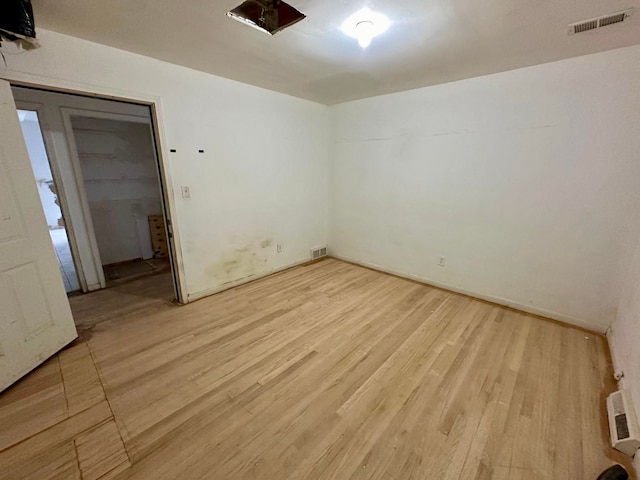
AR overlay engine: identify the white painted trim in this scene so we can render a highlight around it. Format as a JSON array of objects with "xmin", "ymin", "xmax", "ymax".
[
  {"xmin": 0, "ymin": 69, "xmax": 188, "ymax": 304},
  {"xmin": 0, "ymin": 69, "xmax": 162, "ymax": 108},
  {"xmin": 14, "ymin": 100, "xmax": 42, "ymax": 111},
  {"xmin": 59, "ymin": 108, "xmax": 107, "ymax": 289},
  {"xmin": 331, "ymin": 253, "xmax": 607, "ymax": 333},
  {"xmin": 606, "ymin": 326, "xmax": 626, "ymax": 389},
  {"xmin": 62, "ymin": 108, "xmax": 151, "ymax": 124},
  {"xmin": 187, "ymin": 257, "xmax": 312, "ymax": 302},
  {"xmin": 145, "ymin": 102, "xmax": 184, "ymax": 303}
]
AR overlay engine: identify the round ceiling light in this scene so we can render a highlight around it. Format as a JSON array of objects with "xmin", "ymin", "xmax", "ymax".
[{"xmin": 341, "ymin": 8, "xmax": 390, "ymax": 49}]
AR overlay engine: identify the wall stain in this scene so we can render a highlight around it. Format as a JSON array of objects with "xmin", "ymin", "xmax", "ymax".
[{"xmin": 205, "ymin": 239, "xmax": 273, "ymax": 284}]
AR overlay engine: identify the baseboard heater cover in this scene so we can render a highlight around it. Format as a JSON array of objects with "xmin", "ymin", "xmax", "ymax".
[{"xmin": 607, "ymin": 390, "xmax": 640, "ymax": 456}]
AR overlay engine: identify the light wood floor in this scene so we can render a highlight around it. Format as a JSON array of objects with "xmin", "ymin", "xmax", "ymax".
[{"xmin": 0, "ymin": 258, "xmax": 632, "ymax": 479}]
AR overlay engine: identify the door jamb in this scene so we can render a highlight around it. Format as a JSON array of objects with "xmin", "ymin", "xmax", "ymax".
[
  {"xmin": 14, "ymin": 100, "xmax": 90, "ymax": 292},
  {"xmin": 60, "ymin": 108, "xmax": 156, "ymax": 290}
]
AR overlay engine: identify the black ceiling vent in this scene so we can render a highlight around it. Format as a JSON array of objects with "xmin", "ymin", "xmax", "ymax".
[{"xmin": 226, "ymin": 0, "xmax": 306, "ymax": 35}]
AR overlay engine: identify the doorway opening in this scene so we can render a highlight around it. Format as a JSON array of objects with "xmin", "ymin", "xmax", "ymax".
[
  {"xmin": 69, "ymin": 114, "xmax": 171, "ymax": 287},
  {"xmin": 12, "ymin": 86, "xmax": 180, "ymax": 305},
  {"xmin": 17, "ymin": 109, "xmax": 80, "ymax": 293}
]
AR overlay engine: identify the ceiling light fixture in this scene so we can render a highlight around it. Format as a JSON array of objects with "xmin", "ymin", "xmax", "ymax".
[{"xmin": 341, "ymin": 8, "xmax": 390, "ymax": 48}]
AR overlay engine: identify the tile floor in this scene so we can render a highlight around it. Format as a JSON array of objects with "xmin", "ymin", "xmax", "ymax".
[{"xmin": 49, "ymin": 228, "xmax": 79, "ymax": 293}]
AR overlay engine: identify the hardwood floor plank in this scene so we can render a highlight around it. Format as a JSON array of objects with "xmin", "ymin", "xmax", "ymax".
[
  {"xmin": 0, "ymin": 258, "xmax": 630, "ymax": 479},
  {"xmin": 0, "ymin": 441, "xmax": 80, "ymax": 480},
  {"xmin": 0, "ymin": 401, "xmax": 112, "ymax": 476},
  {"xmin": 0, "ymin": 357, "xmax": 68, "ymax": 451},
  {"xmin": 59, "ymin": 342, "xmax": 106, "ymax": 416},
  {"xmin": 75, "ymin": 420, "xmax": 130, "ymax": 480}
]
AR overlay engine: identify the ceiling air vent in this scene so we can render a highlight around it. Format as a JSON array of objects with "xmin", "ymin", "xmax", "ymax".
[
  {"xmin": 599, "ymin": 12, "xmax": 628, "ymax": 27},
  {"xmin": 227, "ymin": 0, "xmax": 305, "ymax": 35},
  {"xmin": 569, "ymin": 9, "xmax": 634, "ymax": 35}
]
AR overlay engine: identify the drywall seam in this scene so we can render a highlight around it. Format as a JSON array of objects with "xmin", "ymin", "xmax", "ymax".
[
  {"xmin": 331, "ymin": 253, "xmax": 606, "ymax": 333},
  {"xmin": 186, "ymin": 256, "xmax": 312, "ymax": 302}
]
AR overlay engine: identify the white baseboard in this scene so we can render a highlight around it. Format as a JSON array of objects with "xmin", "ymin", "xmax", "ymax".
[
  {"xmin": 186, "ymin": 257, "xmax": 311, "ymax": 303},
  {"xmin": 331, "ymin": 253, "xmax": 607, "ymax": 333}
]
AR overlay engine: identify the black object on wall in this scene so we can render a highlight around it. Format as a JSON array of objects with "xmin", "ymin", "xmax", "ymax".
[{"xmin": 0, "ymin": 0, "xmax": 37, "ymax": 47}]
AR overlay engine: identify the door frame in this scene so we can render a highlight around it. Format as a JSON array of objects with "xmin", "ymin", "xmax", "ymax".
[
  {"xmin": 14, "ymin": 101, "xmax": 90, "ymax": 292},
  {"xmin": 0, "ymin": 70, "xmax": 187, "ymax": 304},
  {"xmin": 61, "ymin": 108, "xmax": 160, "ymax": 290}
]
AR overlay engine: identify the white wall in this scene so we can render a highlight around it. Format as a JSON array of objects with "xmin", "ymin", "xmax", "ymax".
[
  {"xmin": 329, "ymin": 45, "xmax": 640, "ymax": 332},
  {"xmin": 72, "ymin": 116, "xmax": 162, "ymax": 265},
  {"xmin": 1, "ymin": 29, "xmax": 329, "ymax": 302},
  {"xmin": 4, "ymin": 29, "xmax": 640, "ymax": 331}
]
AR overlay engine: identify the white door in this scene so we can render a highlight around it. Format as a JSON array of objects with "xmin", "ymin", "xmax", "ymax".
[{"xmin": 0, "ymin": 80, "xmax": 77, "ymax": 392}]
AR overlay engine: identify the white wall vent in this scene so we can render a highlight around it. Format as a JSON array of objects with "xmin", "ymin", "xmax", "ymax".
[
  {"xmin": 310, "ymin": 246, "xmax": 327, "ymax": 260},
  {"xmin": 607, "ymin": 390, "xmax": 640, "ymax": 456},
  {"xmin": 569, "ymin": 9, "xmax": 634, "ymax": 35}
]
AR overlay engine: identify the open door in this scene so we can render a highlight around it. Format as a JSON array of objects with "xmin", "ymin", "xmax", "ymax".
[{"xmin": 0, "ymin": 80, "xmax": 77, "ymax": 392}]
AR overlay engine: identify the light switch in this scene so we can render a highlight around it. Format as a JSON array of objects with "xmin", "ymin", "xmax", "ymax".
[{"xmin": 181, "ymin": 186, "xmax": 191, "ymax": 198}]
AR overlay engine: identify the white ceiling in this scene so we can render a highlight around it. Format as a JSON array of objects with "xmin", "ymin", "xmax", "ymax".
[{"xmin": 33, "ymin": 0, "xmax": 640, "ymax": 105}]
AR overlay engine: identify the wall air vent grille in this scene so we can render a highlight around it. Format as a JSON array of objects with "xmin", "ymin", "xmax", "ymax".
[
  {"xmin": 599, "ymin": 13, "xmax": 628, "ymax": 27},
  {"xmin": 568, "ymin": 9, "xmax": 633, "ymax": 35},
  {"xmin": 573, "ymin": 20, "xmax": 598, "ymax": 34},
  {"xmin": 311, "ymin": 246, "xmax": 328, "ymax": 260}
]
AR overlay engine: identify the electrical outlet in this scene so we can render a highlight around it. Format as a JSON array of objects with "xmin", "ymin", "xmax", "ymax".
[
  {"xmin": 438, "ymin": 256, "xmax": 446, "ymax": 267},
  {"xmin": 181, "ymin": 185, "xmax": 191, "ymax": 198},
  {"xmin": 277, "ymin": 243, "xmax": 283, "ymax": 253}
]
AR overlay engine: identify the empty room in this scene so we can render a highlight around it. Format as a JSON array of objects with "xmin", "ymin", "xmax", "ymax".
[{"xmin": 0, "ymin": 1, "xmax": 639, "ymax": 479}]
